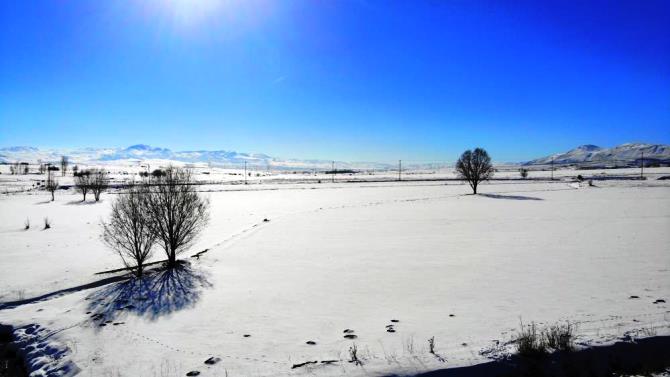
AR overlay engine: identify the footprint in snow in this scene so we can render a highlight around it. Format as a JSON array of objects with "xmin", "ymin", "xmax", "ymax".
[
  {"xmin": 204, "ymin": 356, "xmax": 221, "ymax": 365},
  {"xmin": 344, "ymin": 334, "xmax": 357, "ymax": 339},
  {"xmin": 186, "ymin": 371, "xmax": 200, "ymax": 376}
]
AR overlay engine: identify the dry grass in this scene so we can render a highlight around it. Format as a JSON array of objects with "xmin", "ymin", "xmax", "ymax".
[{"xmin": 516, "ymin": 320, "xmax": 577, "ymax": 357}]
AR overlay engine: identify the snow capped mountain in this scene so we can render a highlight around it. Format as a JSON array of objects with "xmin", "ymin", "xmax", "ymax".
[
  {"xmin": 525, "ymin": 143, "xmax": 670, "ymax": 166},
  {"xmin": 0, "ymin": 145, "xmax": 392, "ymax": 170}
]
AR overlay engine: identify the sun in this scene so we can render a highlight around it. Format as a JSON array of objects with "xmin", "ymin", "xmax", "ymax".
[{"xmin": 147, "ymin": 0, "xmax": 230, "ymax": 30}]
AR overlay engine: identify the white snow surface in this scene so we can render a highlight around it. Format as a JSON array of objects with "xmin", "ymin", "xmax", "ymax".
[{"xmin": 0, "ymin": 172, "xmax": 669, "ymax": 377}]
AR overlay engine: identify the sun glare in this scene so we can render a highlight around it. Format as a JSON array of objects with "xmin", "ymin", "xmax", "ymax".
[{"xmin": 149, "ymin": 0, "xmax": 229, "ymax": 29}]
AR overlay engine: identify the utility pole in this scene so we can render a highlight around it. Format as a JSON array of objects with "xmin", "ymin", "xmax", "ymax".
[
  {"xmin": 640, "ymin": 151, "xmax": 644, "ymax": 179},
  {"xmin": 332, "ymin": 161, "xmax": 335, "ymax": 183},
  {"xmin": 398, "ymin": 160, "xmax": 402, "ymax": 181},
  {"xmin": 244, "ymin": 161, "xmax": 247, "ymax": 184},
  {"xmin": 550, "ymin": 158, "xmax": 554, "ymax": 181}
]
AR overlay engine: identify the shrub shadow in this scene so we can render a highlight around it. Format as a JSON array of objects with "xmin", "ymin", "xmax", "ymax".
[
  {"xmin": 85, "ymin": 261, "xmax": 211, "ymax": 325},
  {"xmin": 480, "ymin": 193, "xmax": 543, "ymax": 201},
  {"xmin": 397, "ymin": 336, "xmax": 670, "ymax": 377}
]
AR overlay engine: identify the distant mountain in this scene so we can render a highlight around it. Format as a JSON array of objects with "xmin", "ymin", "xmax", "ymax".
[
  {"xmin": 0, "ymin": 145, "xmax": 392, "ymax": 170},
  {"xmin": 525, "ymin": 143, "xmax": 670, "ymax": 166}
]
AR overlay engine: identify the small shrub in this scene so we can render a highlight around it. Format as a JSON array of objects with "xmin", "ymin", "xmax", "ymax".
[
  {"xmin": 43, "ymin": 217, "xmax": 51, "ymax": 230},
  {"xmin": 404, "ymin": 336, "xmax": 416, "ymax": 355},
  {"xmin": 545, "ymin": 322, "xmax": 575, "ymax": 352},
  {"xmin": 24, "ymin": 218, "xmax": 30, "ymax": 230},
  {"xmin": 640, "ymin": 326, "xmax": 657, "ymax": 337},
  {"xmin": 348, "ymin": 343, "xmax": 362, "ymax": 365},
  {"xmin": 519, "ymin": 168, "xmax": 529, "ymax": 179},
  {"xmin": 516, "ymin": 321, "xmax": 547, "ymax": 357}
]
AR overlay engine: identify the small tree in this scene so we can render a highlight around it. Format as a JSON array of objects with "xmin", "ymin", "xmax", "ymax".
[
  {"xmin": 519, "ymin": 168, "xmax": 529, "ymax": 179},
  {"xmin": 74, "ymin": 170, "xmax": 92, "ymax": 201},
  {"xmin": 151, "ymin": 169, "xmax": 165, "ymax": 178},
  {"xmin": 90, "ymin": 169, "xmax": 109, "ymax": 202},
  {"xmin": 455, "ymin": 148, "xmax": 494, "ymax": 194},
  {"xmin": 102, "ymin": 183, "xmax": 155, "ymax": 276},
  {"xmin": 143, "ymin": 167, "xmax": 209, "ymax": 267},
  {"xmin": 60, "ymin": 156, "xmax": 69, "ymax": 176},
  {"xmin": 45, "ymin": 172, "xmax": 59, "ymax": 201}
]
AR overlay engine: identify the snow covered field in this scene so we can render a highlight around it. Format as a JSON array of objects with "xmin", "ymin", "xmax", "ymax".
[{"xmin": 1, "ymin": 171, "xmax": 669, "ymax": 376}]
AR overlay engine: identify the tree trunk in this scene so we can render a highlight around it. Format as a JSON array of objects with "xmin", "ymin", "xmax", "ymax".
[
  {"xmin": 51, "ymin": 191, "xmax": 55, "ymax": 201},
  {"xmin": 167, "ymin": 253, "xmax": 177, "ymax": 267}
]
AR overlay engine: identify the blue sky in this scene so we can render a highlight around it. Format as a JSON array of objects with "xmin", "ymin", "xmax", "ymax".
[{"xmin": 1, "ymin": 0, "xmax": 668, "ymax": 162}]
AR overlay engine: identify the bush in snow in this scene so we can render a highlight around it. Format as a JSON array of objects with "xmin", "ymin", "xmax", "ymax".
[
  {"xmin": 515, "ymin": 321, "xmax": 577, "ymax": 357},
  {"xmin": 519, "ymin": 168, "xmax": 529, "ymax": 179},
  {"xmin": 348, "ymin": 343, "xmax": 362, "ymax": 365},
  {"xmin": 516, "ymin": 321, "xmax": 547, "ymax": 357},
  {"xmin": 545, "ymin": 322, "xmax": 575, "ymax": 352},
  {"xmin": 43, "ymin": 217, "xmax": 51, "ymax": 230},
  {"xmin": 102, "ymin": 183, "xmax": 155, "ymax": 277}
]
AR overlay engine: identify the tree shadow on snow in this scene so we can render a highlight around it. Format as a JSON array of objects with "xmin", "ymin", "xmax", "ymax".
[
  {"xmin": 65, "ymin": 199, "xmax": 100, "ymax": 205},
  {"xmin": 479, "ymin": 193, "xmax": 543, "ymax": 201},
  {"xmin": 85, "ymin": 261, "xmax": 211, "ymax": 325}
]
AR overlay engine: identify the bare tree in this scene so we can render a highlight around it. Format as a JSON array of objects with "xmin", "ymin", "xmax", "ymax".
[
  {"xmin": 143, "ymin": 167, "xmax": 209, "ymax": 267},
  {"xmin": 60, "ymin": 156, "xmax": 69, "ymax": 176},
  {"xmin": 90, "ymin": 169, "xmax": 109, "ymax": 202},
  {"xmin": 102, "ymin": 183, "xmax": 155, "ymax": 276},
  {"xmin": 74, "ymin": 170, "xmax": 92, "ymax": 201},
  {"xmin": 455, "ymin": 148, "xmax": 494, "ymax": 194},
  {"xmin": 45, "ymin": 171, "xmax": 59, "ymax": 201}
]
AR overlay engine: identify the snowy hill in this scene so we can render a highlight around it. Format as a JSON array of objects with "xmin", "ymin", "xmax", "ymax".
[
  {"xmin": 0, "ymin": 145, "xmax": 391, "ymax": 170},
  {"xmin": 525, "ymin": 143, "xmax": 670, "ymax": 166}
]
